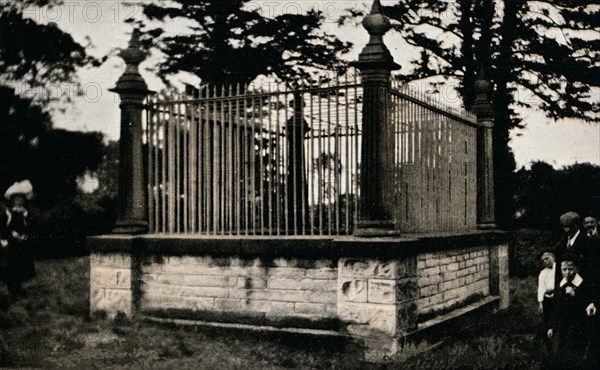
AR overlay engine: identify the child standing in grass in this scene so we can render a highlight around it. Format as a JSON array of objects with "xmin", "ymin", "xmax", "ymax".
[
  {"xmin": 547, "ymin": 254, "xmax": 594, "ymax": 369},
  {"xmin": 538, "ymin": 251, "xmax": 556, "ymax": 354}
]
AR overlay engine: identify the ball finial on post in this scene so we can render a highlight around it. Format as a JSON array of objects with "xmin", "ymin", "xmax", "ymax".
[
  {"xmin": 352, "ymin": 0, "xmax": 400, "ymax": 70},
  {"xmin": 110, "ymin": 28, "xmax": 154, "ymax": 234},
  {"xmin": 352, "ymin": 1, "xmax": 401, "ymax": 236}
]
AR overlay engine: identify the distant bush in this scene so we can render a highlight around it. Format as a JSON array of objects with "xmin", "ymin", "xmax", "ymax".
[
  {"xmin": 514, "ymin": 162, "xmax": 600, "ymax": 229},
  {"xmin": 509, "ymin": 229, "xmax": 563, "ymax": 277},
  {"xmin": 24, "ymin": 141, "xmax": 118, "ymax": 258}
]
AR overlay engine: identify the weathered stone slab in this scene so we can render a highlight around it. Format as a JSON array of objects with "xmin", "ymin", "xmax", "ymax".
[
  {"xmin": 236, "ymin": 277, "xmax": 267, "ymax": 289},
  {"xmin": 104, "ymin": 289, "xmax": 132, "ymax": 317},
  {"xmin": 338, "ymin": 302, "xmax": 398, "ymax": 335},
  {"xmin": 417, "ymin": 275, "xmax": 442, "ymax": 287},
  {"xmin": 240, "ymin": 299, "xmax": 270, "ymax": 312},
  {"xmin": 90, "ymin": 253, "xmax": 131, "ymax": 268},
  {"xmin": 90, "ymin": 286, "xmax": 106, "ymax": 311},
  {"xmin": 214, "ymin": 298, "xmax": 242, "ymax": 311},
  {"xmin": 266, "ymin": 267, "xmax": 307, "ymax": 278},
  {"xmin": 338, "ymin": 279, "xmax": 368, "ymax": 303},
  {"xmin": 142, "ymin": 294, "xmax": 214, "ymax": 310},
  {"xmin": 368, "ymin": 280, "xmax": 396, "ymax": 304},
  {"xmin": 270, "ymin": 301, "xmax": 295, "ymax": 314},
  {"xmin": 91, "ymin": 267, "xmax": 131, "ymax": 289},
  {"xmin": 339, "ymin": 258, "xmax": 374, "ymax": 278},
  {"xmin": 266, "ymin": 278, "xmax": 336, "ymax": 292},
  {"xmin": 143, "ymin": 282, "xmax": 230, "ymax": 298},
  {"xmin": 421, "ymin": 266, "xmax": 440, "ymax": 277},
  {"xmin": 228, "ymin": 288, "xmax": 336, "ymax": 304},
  {"xmin": 295, "ymin": 302, "xmax": 326, "ymax": 315},
  {"xmin": 305, "ymin": 268, "xmax": 337, "ymax": 279}
]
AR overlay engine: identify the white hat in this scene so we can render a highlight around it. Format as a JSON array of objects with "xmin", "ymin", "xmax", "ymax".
[{"xmin": 4, "ymin": 180, "xmax": 34, "ymax": 200}]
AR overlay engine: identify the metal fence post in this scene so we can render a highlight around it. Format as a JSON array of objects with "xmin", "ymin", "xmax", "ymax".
[
  {"xmin": 110, "ymin": 29, "xmax": 153, "ymax": 234},
  {"xmin": 473, "ymin": 70, "xmax": 497, "ymax": 229},
  {"xmin": 351, "ymin": 0, "xmax": 400, "ymax": 236}
]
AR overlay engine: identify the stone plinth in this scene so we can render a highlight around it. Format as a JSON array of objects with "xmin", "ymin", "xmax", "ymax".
[
  {"xmin": 338, "ymin": 258, "xmax": 418, "ymax": 336},
  {"xmin": 141, "ymin": 256, "xmax": 337, "ymax": 322},
  {"xmin": 88, "ymin": 231, "xmax": 510, "ymax": 361},
  {"xmin": 90, "ymin": 253, "xmax": 133, "ymax": 318},
  {"xmin": 416, "ymin": 247, "xmax": 490, "ymax": 319}
]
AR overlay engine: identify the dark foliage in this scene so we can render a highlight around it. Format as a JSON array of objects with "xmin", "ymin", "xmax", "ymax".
[
  {"xmin": 138, "ymin": 0, "xmax": 351, "ymax": 88},
  {"xmin": 0, "ymin": 90, "xmax": 105, "ymax": 200},
  {"xmin": 0, "ymin": 88, "xmax": 109, "ymax": 250},
  {"xmin": 0, "ymin": 0, "xmax": 95, "ymax": 89},
  {"xmin": 1, "ymin": 1, "xmax": 110, "ymax": 250},
  {"xmin": 351, "ymin": 0, "xmax": 599, "ymax": 227},
  {"xmin": 513, "ymin": 161, "xmax": 600, "ymax": 229},
  {"xmin": 0, "ymin": 87, "xmax": 52, "ymax": 193},
  {"xmin": 509, "ymin": 229, "xmax": 563, "ymax": 277},
  {"xmin": 31, "ymin": 129, "xmax": 104, "ymax": 204}
]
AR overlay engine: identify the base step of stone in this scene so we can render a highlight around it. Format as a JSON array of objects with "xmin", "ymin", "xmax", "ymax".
[
  {"xmin": 385, "ymin": 295, "xmax": 500, "ymax": 363},
  {"xmin": 418, "ymin": 295, "xmax": 499, "ymax": 330},
  {"xmin": 141, "ymin": 314, "xmax": 348, "ymax": 339}
]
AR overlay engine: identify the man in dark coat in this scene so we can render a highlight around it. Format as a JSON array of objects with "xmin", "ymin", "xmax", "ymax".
[{"xmin": 554, "ymin": 212, "xmax": 589, "ymax": 291}]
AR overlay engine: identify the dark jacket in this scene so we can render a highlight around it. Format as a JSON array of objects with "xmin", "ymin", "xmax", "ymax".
[
  {"xmin": 549, "ymin": 274, "xmax": 594, "ymax": 369},
  {"xmin": 0, "ymin": 203, "xmax": 35, "ymax": 285},
  {"xmin": 554, "ymin": 231, "xmax": 590, "ymax": 291}
]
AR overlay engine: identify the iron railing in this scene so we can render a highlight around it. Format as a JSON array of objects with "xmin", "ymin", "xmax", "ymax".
[
  {"xmin": 145, "ymin": 75, "xmax": 362, "ymax": 235},
  {"xmin": 144, "ymin": 74, "xmax": 478, "ymax": 235},
  {"xmin": 389, "ymin": 83, "xmax": 478, "ymax": 233}
]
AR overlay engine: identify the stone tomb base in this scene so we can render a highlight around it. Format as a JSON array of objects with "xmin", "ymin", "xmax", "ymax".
[{"xmin": 88, "ymin": 231, "xmax": 509, "ymax": 361}]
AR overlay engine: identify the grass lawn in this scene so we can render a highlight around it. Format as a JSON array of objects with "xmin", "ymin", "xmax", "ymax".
[{"xmin": 1, "ymin": 249, "xmax": 546, "ymax": 369}]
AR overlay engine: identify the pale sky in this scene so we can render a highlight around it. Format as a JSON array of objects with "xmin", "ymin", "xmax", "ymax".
[{"xmin": 17, "ymin": 0, "xmax": 600, "ymax": 170}]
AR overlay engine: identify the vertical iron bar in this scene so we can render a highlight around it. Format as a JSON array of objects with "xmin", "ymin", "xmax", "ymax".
[
  {"xmin": 259, "ymin": 93, "xmax": 265, "ymax": 235},
  {"xmin": 219, "ymin": 84, "xmax": 225, "ymax": 235},
  {"xmin": 308, "ymin": 91, "xmax": 314, "ymax": 235},
  {"xmin": 353, "ymin": 75, "xmax": 359, "ymax": 230},
  {"xmin": 190, "ymin": 101, "xmax": 197, "ymax": 233},
  {"xmin": 235, "ymin": 84, "xmax": 241, "ymax": 235},
  {"xmin": 275, "ymin": 88, "xmax": 282, "ymax": 235},
  {"xmin": 334, "ymin": 79, "xmax": 340, "ymax": 235},
  {"xmin": 267, "ymin": 90, "xmax": 274, "ymax": 235},
  {"xmin": 146, "ymin": 101, "xmax": 154, "ymax": 232},
  {"xmin": 317, "ymin": 82, "xmax": 323, "ymax": 235},
  {"xmin": 182, "ymin": 100, "xmax": 188, "ymax": 233},
  {"xmin": 167, "ymin": 96, "xmax": 175, "ymax": 233},
  {"xmin": 227, "ymin": 85, "xmax": 234, "ymax": 234},
  {"xmin": 211, "ymin": 85, "xmax": 218, "ymax": 234},
  {"xmin": 249, "ymin": 91, "xmax": 256, "ymax": 234},
  {"xmin": 203, "ymin": 86, "xmax": 210, "ymax": 234}
]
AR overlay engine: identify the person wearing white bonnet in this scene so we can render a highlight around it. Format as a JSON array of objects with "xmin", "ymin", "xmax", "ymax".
[
  {"xmin": 4, "ymin": 179, "xmax": 34, "ymax": 202},
  {"xmin": 1, "ymin": 179, "xmax": 36, "ymax": 298}
]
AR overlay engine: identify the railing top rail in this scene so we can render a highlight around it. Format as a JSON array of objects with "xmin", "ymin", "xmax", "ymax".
[
  {"xmin": 147, "ymin": 75, "xmax": 477, "ymax": 127},
  {"xmin": 389, "ymin": 86, "xmax": 478, "ymax": 127},
  {"xmin": 149, "ymin": 82, "xmax": 362, "ymax": 106}
]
